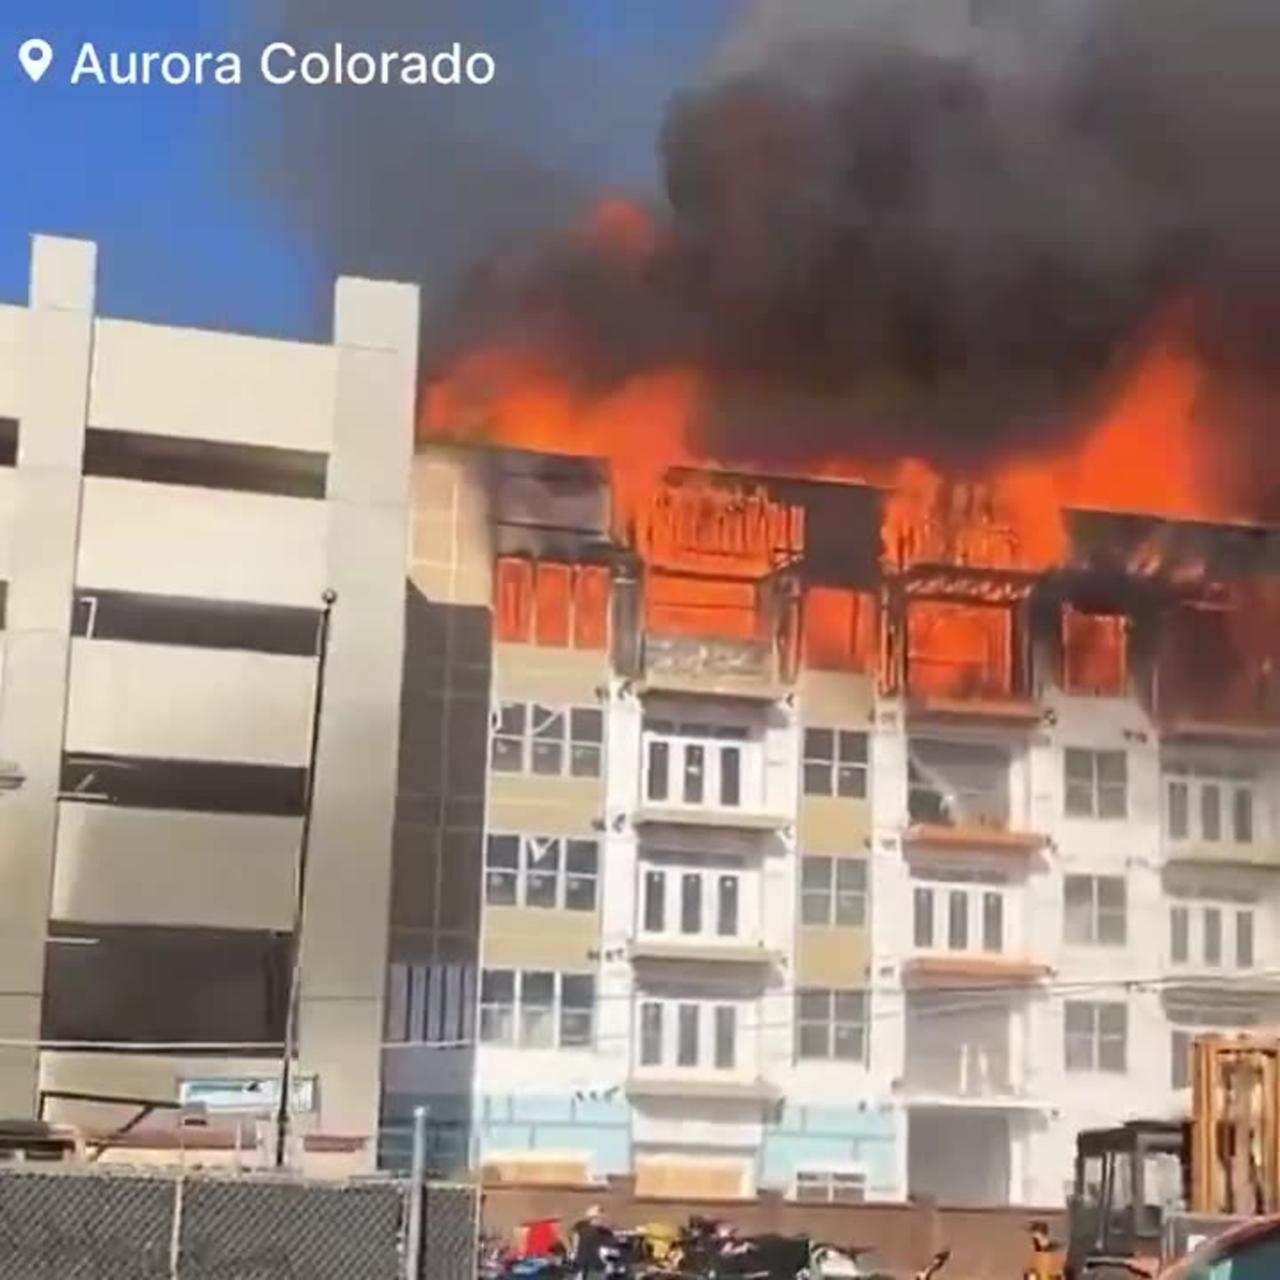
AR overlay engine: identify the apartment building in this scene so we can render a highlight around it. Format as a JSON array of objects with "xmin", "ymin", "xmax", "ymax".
[
  {"xmin": 0, "ymin": 234, "xmax": 417, "ymax": 1171},
  {"xmin": 390, "ymin": 441, "xmax": 1280, "ymax": 1207}
]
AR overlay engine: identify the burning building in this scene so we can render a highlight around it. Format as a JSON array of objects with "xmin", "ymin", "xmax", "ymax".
[{"xmin": 386, "ymin": 420, "xmax": 1280, "ymax": 1205}]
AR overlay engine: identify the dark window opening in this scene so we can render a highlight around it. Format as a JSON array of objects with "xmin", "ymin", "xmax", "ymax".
[
  {"xmin": 82, "ymin": 427, "xmax": 326, "ymax": 499},
  {"xmin": 60, "ymin": 752, "xmax": 306, "ymax": 816},
  {"xmin": 72, "ymin": 589, "xmax": 321, "ymax": 656},
  {"xmin": 0, "ymin": 419, "xmax": 17, "ymax": 467},
  {"xmin": 42, "ymin": 922, "xmax": 289, "ymax": 1050}
]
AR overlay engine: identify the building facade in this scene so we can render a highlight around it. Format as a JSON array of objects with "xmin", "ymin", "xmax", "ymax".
[
  {"xmin": 0, "ymin": 234, "xmax": 417, "ymax": 1172},
  {"xmin": 389, "ymin": 442, "xmax": 1280, "ymax": 1207}
]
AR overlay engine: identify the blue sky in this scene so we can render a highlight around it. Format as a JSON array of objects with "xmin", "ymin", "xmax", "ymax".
[{"xmin": 0, "ymin": 1, "xmax": 735, "ymax": 338}]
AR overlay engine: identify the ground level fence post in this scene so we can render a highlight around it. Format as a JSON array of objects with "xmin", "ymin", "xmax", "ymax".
[{"xmin": 404, "ymin": 1105, "xmax": 428, "ymax": 1280}]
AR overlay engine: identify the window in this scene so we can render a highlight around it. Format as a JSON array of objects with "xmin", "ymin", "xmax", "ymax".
[
  {"xmin": 680, "ymin": 874, "xmax": 703, "ymax": 934},
  {"xmin": 490, "ymin": 702, "xmax": 603, "ymax": 778},
  {"xmin": 1171, "ymin": 1030, "xmax": 1192, "ymax": 1090},
  {"xmin": 640, "ymin": 1002, "xmax": 663, "ymax": 1066},
  {"xmin": 1064, "ymin": 749, "xmax": 1128, "ymax": 818},
  {"xmin": 677, "ymin": 1004, "xmax": 699, "ymax": 1066},
  {"xmin": 1164, "ymin": 762, "xmax": 1258, "ymax": 846},
  {"xmin": 796, "ymin": 989, "xmax": 867, "ymax": 1062},
  {"xmin": 802, "ymin": 729, "xmax": 869, "ymax": 799},
  {"xmin": 912, "ymin": 871, "xmax": 1009, "ymax": 954},
  {"xmin": 384, "ymin": 962, "xmax": 476, "ymax": 1046},
  {"xmin": 1063, "ymin": 875, "xmax": 1127, "ymax": 947},
  {"xmin": 1167, "ymin": 894, "xmax": 1256, "ymax": 971},
  {"xmin": 493, "ymin": 557, "xmax": 611, "ymax": 650},
  {"xmin": 794, "ymin": 1170, "xmax": 868, "ymax": 1205},
  {"xmin": 643, "ymin": 871, "xmax": 665, "ymax": 932},
  {"xmin": 478, "ymin": 970, "xmax": 596, "ymax": 1049},
  {"xmin": 714, "ymin": 1006, "xmax": 736, "ymax": 1070},
  {"xmin": 484, "ymin": 836, "xmax": 599, "ymax": 912},
  {"xmin": 800, "ymin": 857, "xmax": 868, "ymax": 927},
  {"xmin": 638, "ymin": 862, "xmax": 747, "ymax": 941},
  {"xmin": 1064, "ymin": 1001, "xmax": 1127, "ymax": 1073},
  {"xmin": 635, "ymin": 1000, "xmax": 747, "ymax": 1073},
  {"xmin": 907, "ymin": 738, "xmax": 1010, "ymax": 829},
  {"xmin": 643, "ymin": 719, "xmax": 757, "ymax": 811},
  {"xmin": 717, "ymin": 876, "xmax": 739, "ymax": 937}
]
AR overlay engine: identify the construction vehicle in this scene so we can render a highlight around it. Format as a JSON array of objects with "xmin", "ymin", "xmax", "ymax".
[{"xmin": 1054, "ymin": 1032, "xmax": 1280, "ymax": 1279}]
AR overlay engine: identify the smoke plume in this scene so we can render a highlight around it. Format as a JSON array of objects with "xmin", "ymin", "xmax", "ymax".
[{"xmin": 239, "ymin": 0, "xmax": 1280, "ymax": 515}]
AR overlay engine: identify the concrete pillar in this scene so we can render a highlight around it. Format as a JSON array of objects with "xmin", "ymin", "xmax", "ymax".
[
  {"xmin": 0, "ymin": 237, "xmax": 95, "ymax": 1113},
  {"xmin": 297, "ymin": 274, "xmax": 417, "ymax": 1165}
]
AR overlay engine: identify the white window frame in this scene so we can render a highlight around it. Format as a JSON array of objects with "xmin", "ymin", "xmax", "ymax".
[
  {"xmin": 802, "ymin": 728, "xmax": 869, "ymax": 799},
  {"xmin": 792, "ymin": 1167, "xmax": 869, "ymax": 1205},
  {"xmin": 484, "ymin": 834, "xmax": 599, "ymax": 913},
  {"xmin": 632, "ymin": 998, "xmax": 746, "ymax": 1074},
  {"xmin": 795, "ymin": 988, "xmax": 868, "ymax": 1063},
  {"xmin": 637, "ymin": 859, "xmax": 751, "ymax": 942},
  {"xmin": 800, "ymin": 857, "xmax": 868, "ymax": 928},
  {"xmin": 1064, "ymin": 748, "xmax": 1128, "ymax": 819},
  {"xmin": 491, "ymin": 701, "xmax": 604, "ymax": 778},
  {"xmin": 1164, "ymin": 762, "xmax": 1258, "ymax": 847},
  {"xmin": 642, "ymin": 718, "xmax": 759, "ymax": 812},
  {"xmin": 1064, "ymin": 1000, "xmax": 1128, "ymax": 1074},
  {"xmin": 1169, "ymin": 898, "xmax": 1256, "ymax": 971},
  {"xmin": 910, "ymin": 870, "xmax": 1009, "ymax": 955},
  {"xmin": 1063, "ymin": 874, "xmax": 1127, "ymax": 947},
  {"xmin": 478, "ymin": 969, "xmax": 596, "ymax": 1050}
]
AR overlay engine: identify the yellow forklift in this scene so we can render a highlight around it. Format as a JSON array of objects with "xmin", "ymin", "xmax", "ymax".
[{"xmin": 1027, "ymin": 1032, "xmax": 1280, "ymax": 1279}]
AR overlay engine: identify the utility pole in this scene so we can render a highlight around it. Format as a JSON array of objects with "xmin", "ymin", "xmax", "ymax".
[{"xmin": 273, "ymin": 588, "xmax": 337, "ymax": 1170}]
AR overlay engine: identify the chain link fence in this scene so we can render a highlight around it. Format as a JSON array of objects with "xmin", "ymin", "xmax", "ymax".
[{"xmin": 0, "ymin": 1165, "xmax": 477, "ymax": 1279}]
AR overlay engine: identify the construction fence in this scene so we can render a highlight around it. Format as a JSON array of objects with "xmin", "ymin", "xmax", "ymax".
[{"xmin": 0, "ymin": 1164, "xmax": 478, "ymax": 1279}]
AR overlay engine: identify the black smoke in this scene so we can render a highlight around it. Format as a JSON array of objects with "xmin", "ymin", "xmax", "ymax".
[{"xmin": 429, "ymin": 0, "xmax": 1280, "ymax": 513}]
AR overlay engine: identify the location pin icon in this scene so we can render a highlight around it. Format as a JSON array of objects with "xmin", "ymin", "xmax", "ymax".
[{"xmin": 19, "ymin": 38, "xmax": 53, "ymax": 83}]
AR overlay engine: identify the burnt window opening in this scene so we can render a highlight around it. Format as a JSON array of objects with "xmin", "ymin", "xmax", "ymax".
[
  {"xmin": 0, "ymin": 418, "xmax": 18, "ymax": 467},
  {"xmin": 72, "ymin": 588, "xmax": 320, "ymax": 656},
  {"xmin": 82, "ymin": 428, "xmax": 327, "ymax": 499},
  {"xmin": 60, "ymin": 752, "xmax": 306, "ymax": 816},
  {"xmin": 42, "ymin": 922, "xmax": 289, "ymax": 1050}
]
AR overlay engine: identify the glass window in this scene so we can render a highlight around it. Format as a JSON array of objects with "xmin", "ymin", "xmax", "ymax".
[
  {"xmin": 714, "ymin": 1006, "xmax": 736, "ymax": 1070},
  {"xmin": 560, "ymin": 974, "xmax": 594, "ymax": 1048},
  {"xmin": 520, "ymin": 971, "xmax": 556, "ymax": 1048},
  {"xmin": 479, "ymin": 970, "xmax": 515, "ymax": 1045},
  {"xmin": 1169, "ymin": 781, "xmax": 1189, "ymax": 840},
  {"xmin": 833, "ymin": 991, "xmax": 867, "ymax": 1061},
  {"xmin": 720, "ymin": 745, "xmax": 742, "ymax": 807},
  {"xmin": 677, "ymin": 1003, "xmax": 699, "ymax": 1066},
  {"xmin": 796, "ymin": 990, "xmax": 831, "ymax": 1059},
  {"xmin": 569, "ymin": 708, "xmax": 603, "ymax": 778},
  {"xmin": 802, "ymin": 729, "xmax": 834, "ymax": 797},
  {"xmin": 1098, "ymin": 877, "xmax": 1127, "ymax": 945},
  {"xmin": 947, "ymin": 890, "xmax": 969, "ymax": 950},
  {"xmin": 982, "ymin": 892, "xmax": 1003, "ymax": 953},
  {"xmin": 1064, "ymin": 749, "xmax": 1096, "ymax": 816},
  {"xmin": 1202, "ymin": 783, "xmax": 1222, "ymax": 842},
  {"xmin": 914, "ymin": 887, "xmax": 935, "ymax": 948},
  {"xmin": 680, "ymin": 873, "xmax": 703, "ymax": 935},
  {"xmin": 1171, "ymin": 906, "xmax": 1189, "ymax": 965},
  {"xmin": 1234, "ymin": 787, "xmax": 1254, "ymax": 844},
  {"xmin": 525, "ymin": 838, "xmax": 561, "ymax": 909},
  {"xmin": 639, "ymin": 1001, "xmax": 663, "ymax": 1066},
  {"xmin": 717, "ymin": 876, "xmax": 739, "ymax": 937},
  {"xmin": 643, "ymin": 870, "xmax": 665, "ymax": 933},
  {"xmin": 1098, "ymin": 1003, "xmax": 1128, "ymax": 1072},
  {"xmin": 1064, "ymin": 874, "xmax": 1093, "ymax": 944},
  {"xmin": 530, "ymin": 705, "xmax": 565, "ymax": 776},
  {"xmin": 484, "ymin": 835, "xmax": 519, "ymax": 906},
  {"xmin": 1097, "ymin": 751, "xmax": 1128, "ymax": 818},
  {"xmin": 801, "ymin": 857, "xmax": 832, "ymax": 925},
  {"xmin": 492, "ymin": 702, "xmax": 526, "ymax": 772},
  {"xmin": 1238, "ymin": 910, "xmax": 1255, "ymax": 969},
  {"xmin": 1064, "ymin": 1001, "xmax": 1095, "ymax": 1072},
  {"xmin": 683, "ymin": 745, "xmax": 705, "ymax": 805},
  {"xmin": 835, "ymin": 860, "xmax": 867, "ymax": 926},
  {"xmin": 1204, "ymin": 908, "xmax": 1222, "ymax": 967},
  {"xmin": 564, "ymin": 840, "xmax": 598, "ymax": 912},
  {"xmin": 836, "ymin": 731, "xmax": 869, "ymax": 799},
  {"xmin": 646, "ymin": 741, "xmax": 669, "ymax": 802}
]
